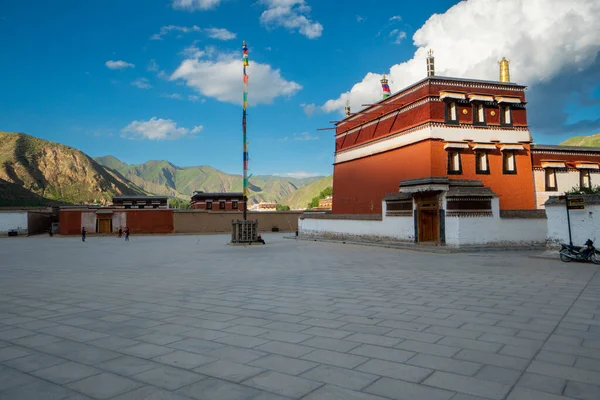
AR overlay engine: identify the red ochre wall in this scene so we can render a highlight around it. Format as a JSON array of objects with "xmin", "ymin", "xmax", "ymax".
[
  {"xmin": 333, "ymin": 141, "xmax": 434, "ymax": 214},
  {"xmin": 59, "ymin": 211, "xmax": 82, "ymax": 235},
  {"xmin": 430, "ymin": 141, "xmax": 536, "ymax": 210},
  {"xmin": 333, "ymin": 140, "xmax": 536, "ymax": 214},
  {"xmin": 125, "ymin": 210, "xmax": 174, "ymax": 234}
]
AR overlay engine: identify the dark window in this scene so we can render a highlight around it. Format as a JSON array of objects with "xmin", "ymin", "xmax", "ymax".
[
  {"xmin": 545, "ymin": 168, "xmax": 557, "ymax": 191},
  {"xmin": 232, "ymin": 201, "xmax": 239, "ymax": 210},
  {"xmin": 580, "ymin": 170, "xmax": 591, "ymax": 189},
  {"xmin": 473, "ymin": 103, "xmax": 486, "ymax": 125},
  {"xmin": 500, "ymin": 105, "xmax": 512, "ymax": 126},
  {"xmin": 502, "ymin": 151, "xmax": 517, "ymax": 174},
  {"xmin": 138, "ymin": 205, "xmax": 144, "ymax": 209},
  {"xmin": 219, "ymin": 201, "xmax": 226, "ymax": 210},
  {"xmin": 153, "ymin": 204, "xmax": 159, "ymax": 209},
  {"xmin": 124, "ymin": 205, "xmax": 131, "ymax": 209},
  {"xmin": 206, "ymin": 201, "xmax": 213, "ymax": 210},
  {"xmin": 447, "ymin": 151, "xmax": 462, "ymax": 174},
  {"xmin": 445, "ymin": 101, "xmax": 458, "ymax": 124},
  {"xmin": 475, "ymin": 152, "xmax": 490, "ymax": 174}
]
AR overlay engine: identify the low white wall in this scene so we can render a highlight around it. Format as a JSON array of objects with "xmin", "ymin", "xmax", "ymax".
[
  {"xmin": 0, "ymin": 212, "xmax": 28, "ymax": 234},
  {"xmin": 112, "ymin": 213, "xmax": 126, "ymax": 232},
  {"xmin": 299, "ymin": 215, "xmax": 414, "ymax": 242},
  {"xmin": 546, "ymin": 202, "xmax": 600, "ymax": 246},
  {"xmin": 447, "ymin": 216, "xmax": 547, "ymax": 247}
]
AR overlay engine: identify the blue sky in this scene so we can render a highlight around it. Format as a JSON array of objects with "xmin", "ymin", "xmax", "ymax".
[{"xmin": 0, "ymin": 0, "xmax": 598, "ymax": 178}]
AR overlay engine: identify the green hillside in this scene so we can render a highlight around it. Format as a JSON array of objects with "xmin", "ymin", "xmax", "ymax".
[
  {"xmin": 280, "ymin": 175, "xmax": 333, "ymax": 209},
  {"xmin": 0, "ymin": 132, "xmax": 148, "ymax": 206},
  {"xmin": 96, "ymin": 156, "xmax": 325, "ymax": 205},
  {"xmin": 560, "ymin": 133, "xmax": 600, "ymax": 147}
]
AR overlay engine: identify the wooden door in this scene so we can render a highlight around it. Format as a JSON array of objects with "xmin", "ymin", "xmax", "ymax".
[
  {"xmin": 97, "ymin": 217, "xmax": 112, "ymax": 233},
  {"xmin": 417, "ymin": 194, "xmax": 440, "ymax": 244},
  {"xmin": 419, "ymin": 210, "xmax": 438, "ymax": 242}
]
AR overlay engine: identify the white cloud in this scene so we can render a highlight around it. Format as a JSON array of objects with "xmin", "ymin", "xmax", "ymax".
[
  {"xmin": 390, "ymin": 29, "xmax": 407, "ymax": 44},
  {"xmin": 356, "ymin": 15, "xmax": 365, "ymax": 22},
  {"xmin": 389, "ymin": 15, "xmax": 402, "ymax": 21},
  {"xmin": 172, "ymin": 0, "xmax": 222, "ymax": 11},
  {"xmin": 294, "ymin": 132, "xmax": 318, "ymax": 140},
  {"xmin": 148, "ymin": 59, "xmax": 159, "ymax": 72},
  {"xmin": 151, "ymin": 25, "xmax": 201, "ymax": 40},
  {"xmin": 105, "ymin": 60, "xmax": 135, "ymax": 70},
  {"xmin": 259, "ymin": 0, "xmax": 323, "ymax": 39},
  {"xmin": 321, "ymin": 0, "xmax": 600, "ymax": 136},
  {"xmin": 122, "ymin": 117, "xmax": 202, "ymax": 140},
  {"xmin": 188, "ymin": 95, "xmax": 200, "ymax": 102},
  {"xmin": 131, "ymin": 78, "xmax": 152, "ymax": 89},
  {"xmin": 162, "ymin": 93, "xmax": 183, "ymax": 99},
  {"xmin": 205, "ymin": 28, "xmax": 236, "ymax": 40},
  {"xmin": 170, "ymin": 51, "xmax": 302, "ymax": 105},
  {"xmin": 301, "ymin": 103, "xmax": 318, "ymax": 117},
  {"xmin": 275, "ymin": 171, "xmax": 321, "ymax": 178}
]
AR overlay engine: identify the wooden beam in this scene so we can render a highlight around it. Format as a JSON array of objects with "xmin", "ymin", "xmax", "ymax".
[{"xmin": 317, "ymin": 128, "xmax": 336, "ymax": 131}]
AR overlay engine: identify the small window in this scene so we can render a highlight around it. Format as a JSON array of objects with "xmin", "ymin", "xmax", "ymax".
[
  {"xmin": 153, "ymin": 204, "xmax": 159, "ymax": 209},
  {"xmin": 503, "ymin": 151, "xmax": 517, "ymax": 174},
  {"xmin": 500, "ymin": 105, "xmax": 512, "ymax": 125},
  {"xmin": 219, "ymin": 201, "xmax": 226, "ymax": 210},
  {"xmin": 124, "ymin": 205, "xmax": 131, "ymax": 209},
  {"xmin": 580, "ymin": 170, "xmax": 591, "ymax": 189},
  {"xmin": 475, "ymin": 152, "xmax": 489, "ymax": 174},
  {"xmin": 447, "ymin": 151, "xmax": 462, "ymax": 174},
  {"xmin": 473, "ymin": 104, "xmax": 485, "ymax": 125},
  {"xmin": 206, "ymin": 201, "xmax": 213, "ymax": 210},
  {"xmin": 232, "ymin": 201, "xmax": 239, "ymax": 210},
  {"xmin": 545, "ymin": 168, "xmax": 557, "ymax": 191},
  {"xmin": 138, "ymin": 205, "xmax": 144, "ymax": 209},
  {"xmin": 445, "ymin": 101, "xmax": 458, "ymax": 124}
]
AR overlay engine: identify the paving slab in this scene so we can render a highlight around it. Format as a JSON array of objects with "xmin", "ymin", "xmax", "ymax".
[{"xmin": 1, "ymin": 234, "xmax": 599, "ymax": 399}]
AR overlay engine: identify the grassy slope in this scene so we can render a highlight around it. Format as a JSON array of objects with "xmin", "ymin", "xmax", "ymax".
[
  {"xmin": 0, "ymin": 132, "xmax": 147, "ymax": 205},
  {"xmin": 95, "ymin": 156, "xmax": 324, "ymax": 204},
  {"xmin": 560, "ymin": 133, "xmax": 600, "ymax": 147},
  {"xmin": 280, "ymin": 174, "xmax": 333, "ymax": 209}
]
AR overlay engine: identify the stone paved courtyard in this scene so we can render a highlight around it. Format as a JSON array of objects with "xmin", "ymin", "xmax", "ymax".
[{"xmin": 0, "ymin": 234, "xmax": 599, "ymax": 400}]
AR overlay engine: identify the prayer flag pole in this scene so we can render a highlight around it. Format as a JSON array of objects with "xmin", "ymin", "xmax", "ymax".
[{"xmin": 242, "ymin": 41, "xmax": 249, "ymax": 220}]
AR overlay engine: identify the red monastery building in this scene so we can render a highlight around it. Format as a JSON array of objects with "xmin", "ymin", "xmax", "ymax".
[{"xmin": 333, "ymin": 54, "xmax": 535, "ymax": 214}]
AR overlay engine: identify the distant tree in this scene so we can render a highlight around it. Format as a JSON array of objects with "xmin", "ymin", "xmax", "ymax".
[
  {"xmin": 276, "ymin": 204, "xmax": 291, "ymax": 211},
  {"xmin": 169, "ymin": 197, "xmax": 191, "ymax": 209},
  {"xmin": 307, "ymin": 186, "xmax": 333, "ymax": 209},
  {"xmin": 565, "ymin": 185, "xmax": 600, "ymax": 195}
]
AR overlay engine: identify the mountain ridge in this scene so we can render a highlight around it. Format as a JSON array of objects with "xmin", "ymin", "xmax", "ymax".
[
  {"xmin": 559, "ymin": 132, "xmax": 600, "ymax": 147},
  {"xmin": 94, "ymin": 155, "xmax": 326, "ymax": 204}
]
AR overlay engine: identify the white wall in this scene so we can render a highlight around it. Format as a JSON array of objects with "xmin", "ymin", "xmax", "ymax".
[
  {"xmin": 0, "ymin": 212, "xmax": 28, "ymax": 234},
  {"xmin": 546, "ymin": 202, "xmax": 600, "ymax": 246},
  {"xmin": 447, "ymin": 216, "xmax": 547, "ymax": 247},
  {"xmin": 81, "ymin": 212, "xmax": 96, "ymax": 232},
  {"xmin": 534, "ymin": 169, "xmax": 592, "ymax": 209},
  {"xmin": 299, "ymin": 215, "xmax": 414, "ymax": 242},
  {"xmin": 112, "ymin": 213, "xmax": 126, "ymax": 232}
]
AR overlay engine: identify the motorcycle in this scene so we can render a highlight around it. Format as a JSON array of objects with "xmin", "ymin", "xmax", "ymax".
[{"xmin": 559, "ymin": 239, "xmax": 600, "ymax": 264}]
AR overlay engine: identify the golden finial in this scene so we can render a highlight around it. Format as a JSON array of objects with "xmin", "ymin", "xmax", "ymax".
[
  {"xmin": 499, "ymin": 57, "xmax": 510, "ymax": 82},
  {"xmin": 428, "ymin": 49, "xmax": 433, "ymax": 57},
  {"xmin": 345, "ymin": 100, "xmax": 351, "ymax": 117},
  {"xmin": 381, "ymin": 73, "xmax": 388, "ymax": 83}
]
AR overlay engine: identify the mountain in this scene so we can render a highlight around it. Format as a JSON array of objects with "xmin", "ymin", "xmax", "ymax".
[
  {"xmin": 95, "ymin": 157, "xmax": 324, "ymax": 205},
  {"xmin": 0, "ymin": 132, "xmax": 148, "ymax": 206},
  {"xmin": 560, "ymin": 133, "xmax": 600, "ymax": 147},
  {"xmin": 280, "ymin": 175, "xmax": 333, "ymax": 209}
]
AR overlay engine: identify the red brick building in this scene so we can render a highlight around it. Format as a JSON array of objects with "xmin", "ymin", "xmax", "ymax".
[{"xmin": 190, "ymin": 191, "xmax": 245, "ymax": 211}]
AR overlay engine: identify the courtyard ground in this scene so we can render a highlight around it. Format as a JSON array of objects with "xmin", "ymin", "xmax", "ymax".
[{"xmin": 0, "ymin": 233, "xmax": 599, "ymax": 400}]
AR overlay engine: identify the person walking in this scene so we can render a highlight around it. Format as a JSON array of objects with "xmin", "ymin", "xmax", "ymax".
[
  {"xmin": 124, "ymin": 226, "xmax": 130, "ymax": 242},
  {"xmin": 118, "ymin": 227, "xmax": 122, "ymax": 238},
  {"xmin": 81, "ymin": 227, "xmax": 86, "ymax": 242}
]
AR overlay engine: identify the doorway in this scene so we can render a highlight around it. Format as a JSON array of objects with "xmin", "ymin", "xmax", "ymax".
[
  {"xmin": 416, "ymin": 193, "xmax": 440, "ymax": 244},
  {"xmin": 97, "ymin": 215, "xmax": 112, "ymax": 233}
]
